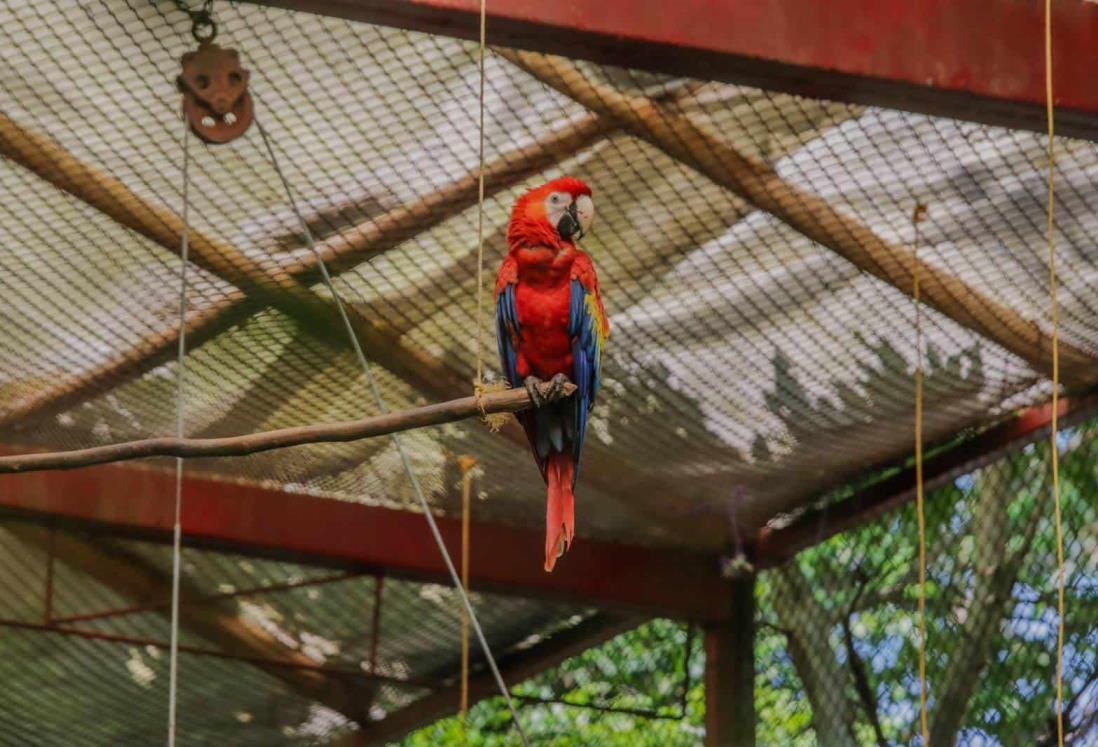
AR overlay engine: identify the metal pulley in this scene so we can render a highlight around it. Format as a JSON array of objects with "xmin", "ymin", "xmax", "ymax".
[{"xmin": 176, "ymin": 8, "xmax": 253, "ymax": 144}]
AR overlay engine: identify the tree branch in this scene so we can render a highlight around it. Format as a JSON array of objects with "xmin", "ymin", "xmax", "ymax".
[
  {"xmin": 1039, "ymin": 658, "xmax": 1098, "ymax": 746},
  {"xmin": 0, "ymin": 383, "xmax": 573, "ymax": 474},
  {"xmin": 928, "ymin": 469, "xmax": 1046, "ymax": 744},
  {"xmin": 842, "ymin": 576, "xmax": 888, "ymax": 747},
  {"xmin": 770, "ymin": 563, "xmax": 860, "ymax": 747}
]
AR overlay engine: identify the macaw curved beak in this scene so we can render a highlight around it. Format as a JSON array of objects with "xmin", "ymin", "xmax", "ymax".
[{"xmin": 556, "ymin": 201, "xmax": 582, "ymax": 241}]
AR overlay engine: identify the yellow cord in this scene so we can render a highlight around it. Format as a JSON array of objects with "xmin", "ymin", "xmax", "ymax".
[
  {"xmin": 473, "ymin": 0, "xmax": 488, "ymax": 390},
  {"xmin": 912, "ymin": 202, "xmax": 929, "ymax": 745},
  {"xmin": 1045, "ymin": 2, "xmax": 1066, "ymax": 743},
  {"xmin": 459, "ymin": 455, "xmax": 477, "ymax": 716}
]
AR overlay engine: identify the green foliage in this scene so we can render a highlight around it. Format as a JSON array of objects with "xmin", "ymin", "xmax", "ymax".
[{"xmin": 400, "ymin": 620, "xmax": 705, "ymax": 746}]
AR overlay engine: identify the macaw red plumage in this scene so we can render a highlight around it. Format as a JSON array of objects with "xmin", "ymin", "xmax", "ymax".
[{"xmin": 495, "ymin": 177, "xmax": 609, "ymax": 572}]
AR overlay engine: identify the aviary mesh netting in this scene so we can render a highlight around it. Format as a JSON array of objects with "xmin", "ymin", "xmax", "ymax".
[{"xmin": 0, "ymin": 0, "xmax": 1093, "ymax": 744}]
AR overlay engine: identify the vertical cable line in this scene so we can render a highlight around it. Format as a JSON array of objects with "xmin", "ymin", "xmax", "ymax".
[
  {"xmin": 1044, "ymin": 3, "xmax": 1066, "ymax": 743},
  {"xmin": 167, "ymin": 116, "xmax": 191, "ymax": 747},
  {"xmin": 255, "ymin": 116, "xmax": 529, "ymax": 745}
]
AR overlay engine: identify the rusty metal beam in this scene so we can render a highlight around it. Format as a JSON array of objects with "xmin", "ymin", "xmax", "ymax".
[
  {"xmin": 499, "ymin": 50, "xmax": 1098, "ymax": 388},
  {"xmin": 249, "ymin": 0, "xmax": 1098, "ymax": 141},
  {"xmin": 753, "ymin": 391, "xmax": 1098, "ymax": 568},
  {"xmin": 0, "ymin": 455, "xmax": 735, "ymax": 621}
]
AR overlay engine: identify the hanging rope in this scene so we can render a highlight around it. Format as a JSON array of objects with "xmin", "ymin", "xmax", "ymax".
[
  {"xmin": 1044, "ymin": 2, "xmax": 1066, "ymax": 743},
  {"xmin": 469, "ymin": 0, "xmax": 512, "ymax": 432},
  {"xmin": 459, "ymin": 455, "xmax": 477, "ymax": 715},
  {"xmin": 254, "ymin": 117, "xmax": 529, "ymax": 746},
  {"xmin": 473, "ymin": 0, "xmax": 488, "ymax": 391},
  {"xmin": 464, "ymin": 0, "xmax": 487, "ymax": 714},
  {"xmin": 911, "ymin": 202, "xmax": 929, "ymax": 746},
  {"xmin": 457, "ymin": 2, "xmax": 511, "ymax": 719},
  {"xmin": 167, "ymin": 113, "xmax": 191, "ymax": 747}
]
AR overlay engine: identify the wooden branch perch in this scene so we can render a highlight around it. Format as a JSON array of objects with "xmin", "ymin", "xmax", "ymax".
[
  {"xmin": 499, "ymin": 49, "xmax": 1098, "ymax": 388},
  {"xmin": 0, "ymin": 384, "xmax": 573, "ymax": 474}
]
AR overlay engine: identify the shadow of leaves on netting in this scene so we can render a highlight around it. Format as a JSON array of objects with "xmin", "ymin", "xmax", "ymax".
[{"xmin": 751, "ymin": 336, "xmax": 985, "ymax": 469}]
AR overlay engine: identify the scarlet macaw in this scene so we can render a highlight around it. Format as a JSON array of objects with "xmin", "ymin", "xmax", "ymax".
[{"xmin": 495, "ymin": 177, "xmax": 609, "ymax": 572}]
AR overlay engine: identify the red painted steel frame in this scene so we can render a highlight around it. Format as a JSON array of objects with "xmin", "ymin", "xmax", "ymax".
[
  {"xmin": 0, "ymin": 454, "xmax": 733, "ymax": 621},
  {"xmin": 253, "ymin": 0, "xmax": 1098, "ymax": 139}
]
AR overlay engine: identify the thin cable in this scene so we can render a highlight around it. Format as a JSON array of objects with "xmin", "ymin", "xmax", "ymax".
[
  {"xmin": 911, "ymin": 203, "xmax": 929, "ymax": 745},
  {"xmin": 1044, "ymin": 3, "xmax": 1065, "ymax": 743},
  {"xmin": 459, "ymin": 455, "xmax": 477, "ymax": 715},
  {"xmin": 473, "ymin": 0, "xmax": 488, "ymax": 388},
  {"xmin": 465, "ymin": 0, "xmax": 486, "ymax": 714},
  {"xmin": 167, "ymin": 115, "xmax": 190, "ymax": 747},
  {"xmin": 255, "ymin": 118, "xmax": 529, "ymax": 746}
]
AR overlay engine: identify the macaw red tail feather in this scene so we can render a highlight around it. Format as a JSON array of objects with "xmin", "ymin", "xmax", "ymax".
[{"xmin": 544, "ymin": 451, "xmax": 576, "ymax": 573}]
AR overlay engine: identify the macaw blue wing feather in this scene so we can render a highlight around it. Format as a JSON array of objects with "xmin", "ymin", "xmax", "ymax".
[
  {"xmin": 568, "ymin": 277, "xmax": 607, "ymax": 480},
  {"xmin": 497, "ymin": 280, "xmax": 551, "ymax": 480},
  {"xmin": 495, "ymin": 282, "xmax": 521, "ymax": 389}
]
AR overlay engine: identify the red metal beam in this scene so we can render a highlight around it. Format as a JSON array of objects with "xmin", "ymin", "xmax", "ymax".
[
  {"xmin": 0, "ymin": 453, "xmax": 732, "ymax": 621},
  {"xmin": 704, "ymin": 576, "xmax": 756, "ymax": 747},
  {"xmin": 252, "ymin": 0, "xmax": 1098, "ymax": 140},
  {"xmin": 754, "ymin": 392, "xmax": 1098, "ymax": 568}
]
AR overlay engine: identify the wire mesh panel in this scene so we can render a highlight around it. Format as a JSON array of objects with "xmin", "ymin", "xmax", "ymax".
[
  {"xmin": 0, "ymin": 0, "xmax": 1092, "ymax": 744},
  {"xmin": 2, "ymin": 0, "xmax": 1093, "ymax": 544}
]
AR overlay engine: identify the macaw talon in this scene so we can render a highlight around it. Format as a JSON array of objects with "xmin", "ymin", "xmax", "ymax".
[
  {"xmin": 547, "ymin": 373, "xmax": 572, "ymax": 401},
  {"xmin": 524, "ymin": 376, "xmax": 547, "ymax": 408}
]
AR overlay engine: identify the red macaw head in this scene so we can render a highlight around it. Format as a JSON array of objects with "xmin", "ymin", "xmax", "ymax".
[{"xmin": 507, "ymin": 176, "xmax": 594, "ymax": 251}]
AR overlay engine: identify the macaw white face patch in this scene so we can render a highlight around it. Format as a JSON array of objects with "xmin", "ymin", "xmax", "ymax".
[
  {"xmin": 544, "ymin": 190, "xmax": 571, "ymax": 227},
  {"xmin": 575, "ymin": 194, "xmax": 594, "ymax": 234}
]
